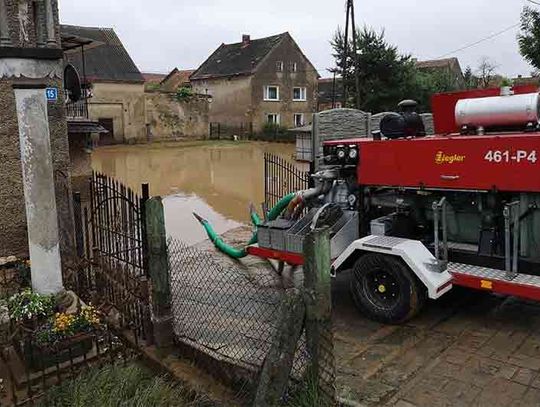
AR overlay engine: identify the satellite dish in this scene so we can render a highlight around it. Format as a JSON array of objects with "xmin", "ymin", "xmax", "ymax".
[{"xmin": 64, "ymin": 64, "xmax": 82, "ymax": 102}]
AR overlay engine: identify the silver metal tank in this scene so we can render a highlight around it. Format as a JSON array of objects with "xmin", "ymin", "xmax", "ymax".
[{"xmin": 455, "ymin": 92, "xmax": 540, "ymax": 128}]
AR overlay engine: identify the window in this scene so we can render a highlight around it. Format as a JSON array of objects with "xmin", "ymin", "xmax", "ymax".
[
  {"xmin": 267, "ymin": 113, "xmax": 280, "ymax": 124},
  {"xmin": 293, "ymin": 87, "xmax": 307, "ymax": 101},
  {"xmin": 264, "ymin": 85, "xmax": 280, "ymax": 101},
  {"xmin": 290, "ymin": 62, "xmax": 298, "ymax": 72},
  {"xmin": 294, "ymin": 113, "xmax": 305, "ymax": 128},
  {"xmin": 276, "ymin": 61, "xmax": 284, "ymax": 72}
]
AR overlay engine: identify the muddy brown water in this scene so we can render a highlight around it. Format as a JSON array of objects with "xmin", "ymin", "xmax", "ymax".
[{"xmin": 92, "ymin": 141, "xmax": 304, "ymax": 245}]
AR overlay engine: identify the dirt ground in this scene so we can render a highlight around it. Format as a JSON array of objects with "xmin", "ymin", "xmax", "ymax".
[{"xmin": 193, "ymin": 227, "xmax": 540, "ymax": 406}]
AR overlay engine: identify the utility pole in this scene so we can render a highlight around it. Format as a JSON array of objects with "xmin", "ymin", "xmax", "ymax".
[
  {"xmin": 350, "ymin": 0, "xmax": 361, "ymax": 110},
  {"xmin": 342, "ymin": 0, "xmax": 350, "ymax": 108},
  {"xmin": 331, "ymin": 71, "xmax": 337, "ymax": 109},
  {"xmin": 342, "ymin": 0, "xmax": 360, "ymax": 109}
]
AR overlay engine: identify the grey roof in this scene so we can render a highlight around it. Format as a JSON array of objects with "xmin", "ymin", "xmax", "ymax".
[
  {"xmin": 61, "ymin": 25, "xmax": 144, "ymax": 83},
  {"xmin": 190, "ymin": 33, "xmax": 287, "ymax": 80}
]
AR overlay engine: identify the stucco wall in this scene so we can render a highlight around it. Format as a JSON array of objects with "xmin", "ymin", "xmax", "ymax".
[
  {"xmin": 88, "ymin": 82, "xmax": 146, "ymax": 143},
  {"xmin": 0, "ymin": 76, "xmax": 75, "ymax": 262},
  {"xmin": 191, "ymin": 76, "xmax": 252, "ymax": 126},
  {"xmin": 145, "ymin": 92, "xmax": 209, "ymax": 141}
]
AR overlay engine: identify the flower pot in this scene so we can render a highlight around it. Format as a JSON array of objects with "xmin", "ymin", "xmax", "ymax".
[{"xmin": 20, "ymin": 332, "xmax": 94, "ymax": 371}]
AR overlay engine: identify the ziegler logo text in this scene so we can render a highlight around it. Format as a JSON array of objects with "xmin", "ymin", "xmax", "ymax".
[{"xmin": 435, "ymin": 151, "xmax": 466, "ymax": 165}]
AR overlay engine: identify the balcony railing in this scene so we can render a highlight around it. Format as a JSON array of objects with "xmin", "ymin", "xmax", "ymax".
[{"xmin": 65, "ymin": 98, "xmax": 89, "ymax": 119}]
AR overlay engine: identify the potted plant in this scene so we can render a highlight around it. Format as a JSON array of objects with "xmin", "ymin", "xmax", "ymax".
[
  {"xmin": 7, "ymin": 289, "xmax": 56, "ymax": 329},
  {"xmin": 25, "ymin": 306, "xmax": 101, "ymax": 370}
]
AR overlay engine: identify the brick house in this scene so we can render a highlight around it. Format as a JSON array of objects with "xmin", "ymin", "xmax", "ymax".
[{"xmin": 190, "ymin": 33, "xmax": 319, "ymax": 132}]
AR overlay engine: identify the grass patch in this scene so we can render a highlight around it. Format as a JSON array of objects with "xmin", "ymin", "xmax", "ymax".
[{"xmin": 38, "ymin": 362, "xmax": 211, "ymax": 407}]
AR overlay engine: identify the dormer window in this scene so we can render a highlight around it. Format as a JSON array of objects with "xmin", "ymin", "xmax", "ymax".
[{"xmin": 276, "ymin": 61, "xmax": 284, "ymax": 72}]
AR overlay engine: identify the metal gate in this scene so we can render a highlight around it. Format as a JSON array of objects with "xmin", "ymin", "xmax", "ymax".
[
  {"xmin": 264, "ymin": 152, "xmax": 310, "ymax": 208},
  {"xmin": 71, "ymin": 172, "xmax": 152, "ymax": 343}
]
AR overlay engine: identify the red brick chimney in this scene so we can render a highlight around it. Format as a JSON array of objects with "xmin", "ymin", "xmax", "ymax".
[{"xmin": 242, "ymin": 34, "xmax": 251, "ymax": 46}]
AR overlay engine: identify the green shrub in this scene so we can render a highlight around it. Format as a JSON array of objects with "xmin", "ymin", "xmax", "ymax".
[{"xmin": 175, "ymin": 87, "xmax": 194, "ymax": 102}]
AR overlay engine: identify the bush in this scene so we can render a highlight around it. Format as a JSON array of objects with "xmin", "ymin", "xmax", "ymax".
[
  {"xmin": 262, "ymin": 123, "xmax": 289, "ymax": 140},
  {"xmin": 175, "ymin": 87, "xmax": 194, "ymax": 102}
]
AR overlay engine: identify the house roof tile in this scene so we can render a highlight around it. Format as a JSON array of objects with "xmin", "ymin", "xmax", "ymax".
[
  {"xmin": 61, "ymin": 25, "xmax": 144, "ymax": 83},
  {"xmin": 190, "ymin": 33, "xmax": 287, "ymax": 80}
]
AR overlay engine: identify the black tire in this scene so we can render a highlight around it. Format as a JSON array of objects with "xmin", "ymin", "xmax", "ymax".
[{"xmin": 350, "ymin": 253, "xmax": 426, "ymax": 324}]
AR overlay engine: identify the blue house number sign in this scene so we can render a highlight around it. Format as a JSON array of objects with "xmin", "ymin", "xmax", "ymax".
[{"xmin": 45, "ymin": 87, "xmax": 58, "ymax": 102}]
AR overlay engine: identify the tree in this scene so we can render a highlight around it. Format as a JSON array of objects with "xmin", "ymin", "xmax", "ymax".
[
  {"xmin": 331, "ymin": 26, "xmax": 418, "ymax": 112},
  {"xmin": 475, "ymin": 57, "xmax": 498, "ymax": 88},
  {"xmin": 463, "ymin": 66, "xmax": 478, "ymax": 89},
  {"xmin": 331, "ymin": 26, "xmax": 461, "ymax": 113},
  {"xmin": 518, "ymin": 6, "xmax": 540, "ymax": 72}
]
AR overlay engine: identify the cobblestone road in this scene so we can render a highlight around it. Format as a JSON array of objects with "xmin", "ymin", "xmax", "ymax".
[{"xmin": 333, "ymin": 271, "xmax": 540, "ymax": 407}]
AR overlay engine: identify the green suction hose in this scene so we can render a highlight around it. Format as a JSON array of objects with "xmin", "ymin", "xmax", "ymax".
[{"xmin": 194, "ymin": 192, "xmax": 296, "ymax": 259}]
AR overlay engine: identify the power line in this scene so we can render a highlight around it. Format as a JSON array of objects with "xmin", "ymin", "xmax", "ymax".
[
  {"xmin": 526, "ymin": 0, "xmax": 540, "ymax": 6},
  {"xmin": 435, "ymin": 23, "xmax": 520, "ymax": 59}
]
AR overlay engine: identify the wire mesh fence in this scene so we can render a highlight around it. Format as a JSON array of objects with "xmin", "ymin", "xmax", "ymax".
[
  {"xmin": 168, "ymin": 238, "xmax": 311, "ymax": 381},
  {"xmin": 167, "ymin": 236, "xmax": 336, "ymax": 404}
]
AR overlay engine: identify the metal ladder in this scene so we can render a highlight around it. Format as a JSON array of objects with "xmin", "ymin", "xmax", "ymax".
[
  {"xmin": 432, "ymin": 197, "xmax": 521, "ymax": 280},
  {"xmin": 432, "ymin": 197, "xmax": 449, "ymax": 272}
]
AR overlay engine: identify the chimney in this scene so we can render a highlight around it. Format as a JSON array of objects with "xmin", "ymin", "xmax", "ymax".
[{"xmin": 242, "ymin": 34, "xmax": 251, "ymax": 46}]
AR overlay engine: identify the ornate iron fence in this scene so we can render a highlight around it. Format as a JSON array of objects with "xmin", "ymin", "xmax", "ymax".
[
  {"xmin": 264, "ymin": 152, "xmax": 310, "ymax": 209},
  {"xmin": 70, "ymin": 172, "xmax": 152, "ymax": 344}
]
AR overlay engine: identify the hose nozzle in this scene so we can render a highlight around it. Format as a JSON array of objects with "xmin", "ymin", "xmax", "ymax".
[{"xmin": 192, "ymin": 212, "xmax": 207, "ymax": 224}]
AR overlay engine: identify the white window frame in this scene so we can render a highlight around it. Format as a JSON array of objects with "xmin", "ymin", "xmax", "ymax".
[
  {"xmin": 293, "ymin": 113, "xmax": 305, "ymax": 127},
  {"xmin": 293, "ymin": 87, "xmax": 307, "ymax": 101},
  {"xmin": 291, "ymin": 62, "xmax": 298, "ymax": 72},
  {"xmin": 276, "ymin": 61, "xmax": 284, "ymax": 72},
  {"xmin": 264, "ymin": 85, "xmax": 280, "ymax": 101},
  {"xmin": 267, "ymin": 113, "xmax": 280, "ymax": 125}
]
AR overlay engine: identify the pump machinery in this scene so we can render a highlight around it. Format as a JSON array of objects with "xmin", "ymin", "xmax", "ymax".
[{"xmin": 196, "ymin": 85, "xmax": 540, "ymax": 324}]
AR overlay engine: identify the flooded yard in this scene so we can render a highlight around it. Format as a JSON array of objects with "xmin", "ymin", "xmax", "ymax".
[{"xmin": 92, "ymin": 141, "xmax": 300, "ymax": 244}]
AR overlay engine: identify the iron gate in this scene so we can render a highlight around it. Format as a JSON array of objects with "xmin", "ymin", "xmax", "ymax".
[
  {"xmin": 71, "ymin": 172, "xmax": 152, "ymax": 343},
  {"xmin": 264, "ymin": 152, "xmax": 310, "ymax": 208}
]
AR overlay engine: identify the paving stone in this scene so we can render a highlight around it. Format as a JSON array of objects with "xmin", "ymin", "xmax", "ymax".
[
  {"xmin": 512, "ymin": 368, "xmax": 537, "ymax": 386},
  {"xmin": 473, "ymin": 377, "xmax": 528, "ymax": 407},
  {"xmin": 394, "ymin": 400, "xmax": 418, "ymax": 407},
  {"xmin": 518, "ymin": 388, "xmax": 540, "ymax": 407},
  {"xmin": 507, "ymin": 354, "xmax": 540, "ymax": 371},
  {"xmin": 441, "ymin": 379, "xmax": 482, "ymax": 406}
]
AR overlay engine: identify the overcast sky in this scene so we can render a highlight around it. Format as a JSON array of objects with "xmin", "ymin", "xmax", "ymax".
[{"xmin": 59, "ymin": 0, "xmax": 535, "ymax": 78}]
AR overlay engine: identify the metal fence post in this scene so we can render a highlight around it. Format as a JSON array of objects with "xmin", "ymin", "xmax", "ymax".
[
  {"xmin": 145, "ymin": 196, "xmax": 174, "ymax": 348},
  {"xmin": 303, "ymin": 227, "xmax": 336, "ymax": 406}
]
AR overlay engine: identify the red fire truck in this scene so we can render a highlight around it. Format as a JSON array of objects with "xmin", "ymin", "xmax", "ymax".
[{"xmin": 245, "ymin": 85, "xmax": 540, "ymax": 324}]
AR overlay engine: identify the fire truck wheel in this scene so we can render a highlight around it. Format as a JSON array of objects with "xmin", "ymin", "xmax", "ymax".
[{"xmin": 350, "ymin": 253, "xmax": 426, "ymax": 324}]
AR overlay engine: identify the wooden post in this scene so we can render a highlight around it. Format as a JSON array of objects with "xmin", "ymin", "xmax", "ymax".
[
  {"xmin": 303, "ymin": 227, "xmax": 336, "ymax": 406},
  {"xmin": 145, "ymin": 197, "xmax": 174, "ymax": 348},
  {"xmin": 253, "ymin": 288, "xmax": 305, "ymax": 406}
]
